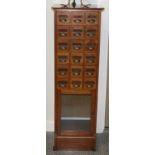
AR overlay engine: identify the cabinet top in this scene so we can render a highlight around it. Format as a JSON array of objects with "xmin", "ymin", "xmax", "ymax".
[{"xmin": 52, "ymin": 4, "xmax": 104, "ymax": 11}]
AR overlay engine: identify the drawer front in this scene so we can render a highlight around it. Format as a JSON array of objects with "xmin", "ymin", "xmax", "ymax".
[
  {"xmin": 84, "ymin": 78, "xmax": 96, "ymax": 89},
  {"xmin": 71, "ymin": 53, "xmax": 83, "ymax": 65},
  {"xmin": 85, "ymin": 54, "xmax": 97, "ymax": 65},
  {"xmin": 57, "ymin": 65, "xmax": 69, "ymax": 78},
  {"xmin": 71, "ymin": 66, "xmax": 83, "ymax": 78},
  {"xmin": 71, "ymin": 26, "xmax": 84, "ymax": 38},
  {"xmin": 71, "ymin": 12, "xmax": 85, "ymax": 25},
  {"xmin": 71, "ymin": 79, "xmax": 83, "ymax": 89},
  {"xmin": 85, "ymin": 26, "xmax": 98, "ymax": 39},
  {"xmin": 57, "ymin": 26, "xmax": 70, "ymax": 39},
  {"xmin": 57, "ymin": 11, "xmax": 70, "ymax": 25},
  {"xmin": 86, "ymin": 12, "xmax": 99, "ymax": 25},
  {"xmin": 71, "ymin": 40, "xmax": 84, "ymax": 52},
  {"xmin": 57, "ymin": 53, "xmax": 69, "ymax": 65},
  {"xmin": 85, "ymin": 40, "xmax": 98, "ymax": 52},
  {"xmin": 84, "ymin": 66, "xmax": 97, "ymax": 78},
  {"xmin": 57, "ymin": 79, "xmax": 69, "ymax": 89},
  {"xmin": 57, "ymin": 41, "xmax": 70, "ymax": 52}
]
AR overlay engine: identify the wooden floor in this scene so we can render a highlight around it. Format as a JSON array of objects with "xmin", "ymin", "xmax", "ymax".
[{"xmin": 46, "ymin": 128, "xmax": 109, "ymax": 155}]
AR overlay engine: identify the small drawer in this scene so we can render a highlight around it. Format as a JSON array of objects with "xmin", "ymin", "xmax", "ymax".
[
  {"xmin": 86, "ymin": 12, "xmax": 99, "ymax": 25},
  {"xmin": 57, "ymin": 79, "xmax": 69, "ymax": 89},
  {"xmin": 85, "ymin": 41, "xmax": 98, "ymax": 52},
  {"xmin": 71, "ymin": 66, "xmax": 83, "ymax": 78},
  {"xmin": 85, "ymin": 54, "xmax": 97, "ymax": 65},
  {"xmin": 57, "ymin": 53, "xmax": 69, "ymax": 64},
  {"xmin": 86, "ymin": 26, "xmax": 98, "ymax": 38},
  {"xmin": 71, "ymin": 12, "xmax": 84, "ymax": 25},
  {"xmin": 57, "ymin": 26, "xmax": 70, "ymax": 38},
  {"xmin": 71, "ymin": 79, "xmax": 82, "ymax": 89},
  {"xmin": 57, "ymin": 41, "xmax": 69, "ymax": 52},
  {"xmin": 71, "ymin": 40, "xmax": 84, "ymax": 52},
  {"xmin": 71, "ymin": 26, "xmax": 84, "ymax": 38},
  {"xmin": 57, "ymin": 65, "xmax": 69, "ymax": 78},
  {"xmin": 84, "ymin": 66, "xmax": 97, "ymax": 77},
  {"xmin": 84, "ymin": 78, "xmax": 96, "ymax": 89},
  {"xmin": 71, "ymin": 53, "xmax": 83, "ymax": 65},
  {"xmin": 57, "ymin": 11, "xmax": 70, "ymax": 25}
]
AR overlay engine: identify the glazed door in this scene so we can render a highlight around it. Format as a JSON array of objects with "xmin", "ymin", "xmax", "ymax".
[{"xmin": 57, "ymin": 91, "xmax": 96, "ymax": 136}]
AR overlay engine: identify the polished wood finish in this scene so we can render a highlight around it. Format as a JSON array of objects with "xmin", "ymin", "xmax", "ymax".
[
  {"xmin": 54, "ymin": 136, "xmax": 96, "ymax": 151},
  {"xmin": 52, "ymin": 5, "xmax": 104, "ymax": 151}
]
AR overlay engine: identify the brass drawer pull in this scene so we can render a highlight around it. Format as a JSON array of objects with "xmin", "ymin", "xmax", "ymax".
[
  {"xmin": 86, "ymin": 56, "xmax": 95, "ymax": 63},
  {"xmin": 60, "ymin": 19, "xmax": 67, "ymax": 22},
  {"xmin": 73, "ymin": 44, "xmax": 81, "ymax": 50},
  {"xmin": 59, "ymin": 15, "xmax": 68, "ymax": 23},
  {"xmin": 58, "ymin": 81, "xmax": 68, "ymax": 88},
  {"xmin": 73, "ymin": 72, "xmax": 80, "ymax": 76},
  {"xmin": 59, "ymin": 32, "xmax": 67, "ymax": 37},
  {"xmin": 58, "ymin": 69, "xmax": 67, "ymax": 76},
  {"xmin": 72, "ymin": 81, "xmax": 81, "ymax": 88},
  {"xmin": 87, "ymin": 44, "xmax": 96, "ymax": 50},
  {"xmin": 73, "ymin": 32, "xmax": 81, "ymax": 37},
  {"xmin": 87, "ymin": 15, "xmax": 97, "ymax": 23},
  {"xmin": 72, "ymin": 69, "xmax": 81, "ymax": 76},
  {"xmin": 60, "ymin": 72, "xmax": 66, "ymax": 75},
  {"xmin": 86, "ymin": 69, "xmax": 95, "ymax": 76},
  {"xmin": 87, "ymin": 72, "xmax": 93, "ymax": 76},
  {"xmin": 59, "ymin": 46, "xmax": 67, "ymax": 50},
  {"xmin": 88, "ymin": 19, "xmax": 96, "ymax": 23},
  {"xmin": 59, "ymin": 43, "xmax": 68, "ymax": 50},
  {"xmin": 73, "ymin": 19, "xmax": 82, "ymax": 23},
  {"xmin": 87, "ymin": 84, "xmax": 93, "ymax": 88},
  {"xmin": 74, "ymin": 84, "xmax": 80, "ymax": 88},
  {"xmin": 74, "ymin": 59, "xmax": 80, "ymax": 63},
  {"xmin": 58, "ymin": 56, "xmax": 68, "ymax": 63},
  {"xmin": 87, "ymin": 32, "xmax": 96, "ymax": 37},
  {"xmin": 73, "ymin": 56, "xmax": 82, "ymax": 63},
  {"xmin": 85, "ymin": 81, "xmax": 95, "ymax": 88}
]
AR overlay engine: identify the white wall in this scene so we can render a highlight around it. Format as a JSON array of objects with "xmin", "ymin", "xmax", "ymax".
[{"xmin": 46, "ymin": 0, "xmax": 109, "ymax": 133}]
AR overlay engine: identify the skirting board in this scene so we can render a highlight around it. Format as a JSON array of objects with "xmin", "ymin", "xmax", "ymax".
[{"xmin": 46, "ymin": 120, "xmax": 104, "ymax": 133}]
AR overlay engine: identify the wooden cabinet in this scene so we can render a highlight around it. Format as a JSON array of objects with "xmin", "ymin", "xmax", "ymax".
[{"xmin": 52, "ymin": 5, "xmax": 104, "ymax": 151}]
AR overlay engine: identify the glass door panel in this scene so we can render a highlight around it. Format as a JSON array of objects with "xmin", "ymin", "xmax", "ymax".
[{"xmin": 61, "ymin": 94, "xmax": 91, "ymax": 132}]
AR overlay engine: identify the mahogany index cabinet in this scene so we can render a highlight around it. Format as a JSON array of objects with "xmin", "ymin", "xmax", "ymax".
[{"xmin": 52, "ymin": 5, "xmax": 104, "ymax": 151}]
